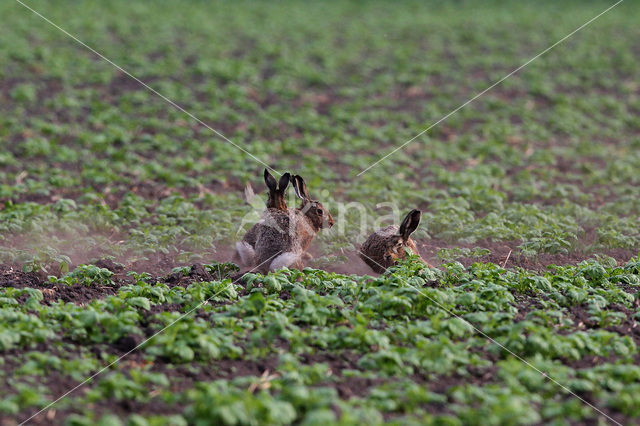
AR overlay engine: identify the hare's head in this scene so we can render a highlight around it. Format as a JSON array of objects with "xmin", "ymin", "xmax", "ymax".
[
  {"xmin": 292, "ymin": 175, "xmax": 334, "ymax": 231},
  {"xmin": 381, "ymin": 209, "xmax": 421, "ymax": 266},
  {"xmin": 264, "ymin": 169, "xmax": 290, "ymax": 211}
]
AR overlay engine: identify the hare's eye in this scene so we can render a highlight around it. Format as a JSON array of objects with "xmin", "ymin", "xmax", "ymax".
[{"xmin": 316, "ymin": 207, "xmax": 323, "ymax": 215}]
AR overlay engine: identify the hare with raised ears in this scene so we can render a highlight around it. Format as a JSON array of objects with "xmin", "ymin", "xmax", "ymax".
[
  {"xmin": 359, "ymin": 209, "xmax": 430, "ymax": 273},
  {"xmin": 235, "ymin": 169, "xmax": 291, "ymax": 267},
  {"xmin": 253, "ymin": 174, "xmax": 334, "ymax": 273}
]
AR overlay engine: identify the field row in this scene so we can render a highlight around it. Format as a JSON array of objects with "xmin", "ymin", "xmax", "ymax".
[{"xmin": 1, "ymin": 257, "xmax": 639, "ymax": 424}]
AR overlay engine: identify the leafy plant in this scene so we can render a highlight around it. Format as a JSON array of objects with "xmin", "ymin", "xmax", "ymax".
[{"xmin": 53, "ymin": 265, "xmax": 115, "ymax": 286}]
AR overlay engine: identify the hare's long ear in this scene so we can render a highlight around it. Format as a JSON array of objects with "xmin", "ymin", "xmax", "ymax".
[
  {"xmin": 398, "ymin": 209, "xmax": 421, "ymax": 240},
  {"xmin": 264, "ymin": 169, "xmax": 278, "ymax": 193},
  {"xmin": 278, "ymin": 172, "xmax": 290, "ymax": 193},
  {"xmin": 292, "ymin": 175, "xmax": 310, "ymax": 200},
  {"xmin": 292, "ymin": 175, "xmax": 305, "ymax": 200}
]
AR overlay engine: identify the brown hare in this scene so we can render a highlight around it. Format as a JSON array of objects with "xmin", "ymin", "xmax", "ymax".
[
  {"xmin": 359, "ymin": 209, "xmax": 430, "ymax": 273},
  {"xmin": 253, "ymin": 174, "xmax": 334, "ymax": 273},
  {"xmin": 235, "ymin": 169, "xmax": 291, "ymax": 267}
]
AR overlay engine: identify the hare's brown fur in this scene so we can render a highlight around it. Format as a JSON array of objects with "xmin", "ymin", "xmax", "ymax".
[
  {"xmin": 253, "ymin": 209, "xmax": 309, "ymax": 273},
  {"xmin": 235, "ymin": 170, "xmax": 291, "ymax": 267},
  {"xmin": 253, "ymin": 175, "xmax": 333, "ymax": 273},
  {"xmin": 359, "ymin": 210, "xmax": 429, "ymax": 273},
  {"xmin": 264, "ymin": 169, "xmax": 290, "ymax": 211}
]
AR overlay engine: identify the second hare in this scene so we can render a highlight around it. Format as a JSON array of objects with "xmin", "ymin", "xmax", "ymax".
[
  {"xmin": 253, "ymin": 175, "xmax": 334, "ymax": 273},
  {"xmin": 359, "ymin": 209, "xmax": 428, "ymax": 273}
]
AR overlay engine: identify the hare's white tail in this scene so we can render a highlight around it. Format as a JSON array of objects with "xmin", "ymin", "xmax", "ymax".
[
  {"xmin": 235, "ymin": 241, "xmax": 255, "ymax": 266},
  {"xmin": 270, "ymin": 252, "xmax": 300, "ymax": 270}
]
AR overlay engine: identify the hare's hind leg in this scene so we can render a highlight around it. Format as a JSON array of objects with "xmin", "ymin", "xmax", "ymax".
[
  {"xmin": 235, "ymin": 241, "xmax": 255, "ymax": 266},
  {"xmin": 270, "ymin": 252, "xmax": 302, "ymax": 271}
]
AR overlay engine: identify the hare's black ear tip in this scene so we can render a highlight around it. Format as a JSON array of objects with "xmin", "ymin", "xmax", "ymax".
[
  {"xmin": 264, "ymin": 168, "xmax": 270, "ymax": 178},
  {"xmin": 278, "ymin": 172, "xmax": 291, "ymax": 189}
]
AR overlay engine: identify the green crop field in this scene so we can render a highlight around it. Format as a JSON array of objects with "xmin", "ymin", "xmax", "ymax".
[{"xmin": 1, "ymin": 0, "xmax": 640, "ymax": 424}]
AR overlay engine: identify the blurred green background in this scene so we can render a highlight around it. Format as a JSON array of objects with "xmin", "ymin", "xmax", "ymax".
[{"xmin": 1, "ymin": 0, "xmax": 639, "ymax": 271}]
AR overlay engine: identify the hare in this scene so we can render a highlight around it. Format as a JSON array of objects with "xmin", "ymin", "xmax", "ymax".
[
  {"xmin": 359, "ymin": 209, "xmax": 430, "ymax": 273},
  {"xmin": 253, "ymin": 174, "xmax": 334, "ymax": 273},
  {"xmin": 235, "ymin": 169, "xmax": 291, "ymax": 267}
]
